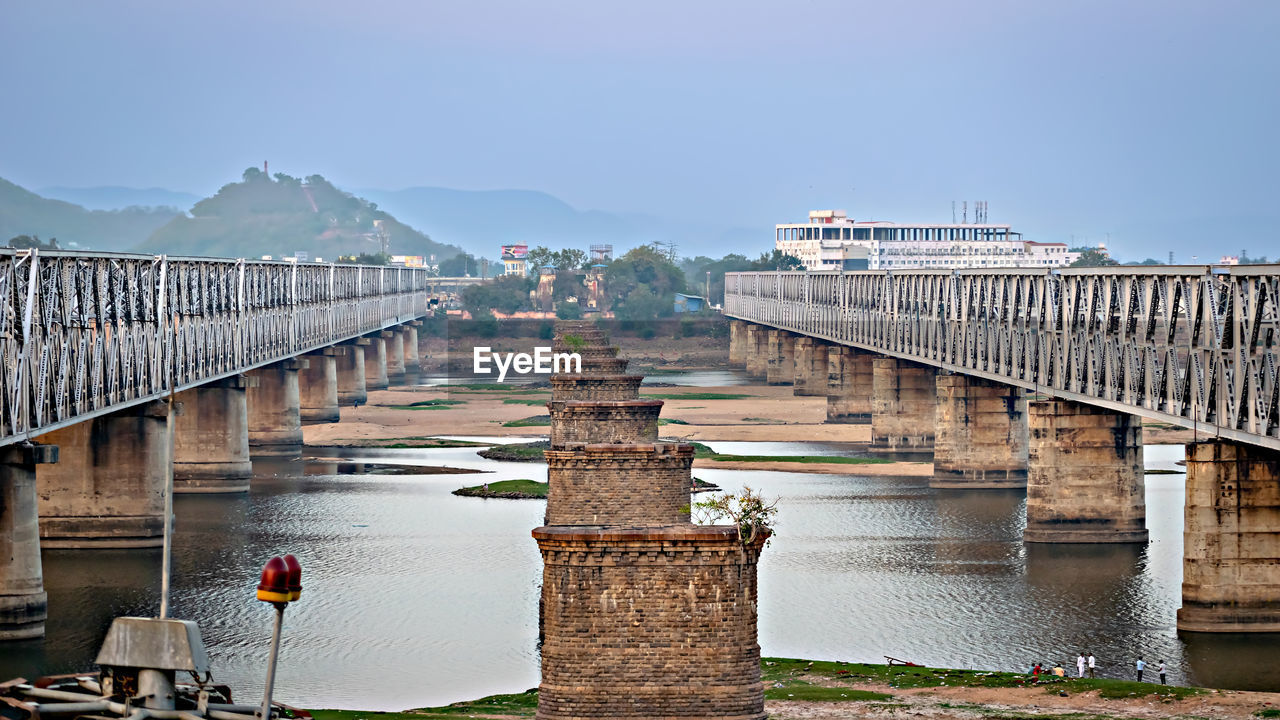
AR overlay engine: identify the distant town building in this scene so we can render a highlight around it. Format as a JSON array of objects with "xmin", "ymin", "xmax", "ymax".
[
  {"xmin": 776, "ymin": 210, "xmax": 1079, "ymax": 271},
  {"xmin": 501, "ymin": 244, "xmax": 528, "ymax": 276},
  {"xmin": 1220, "ymin": 255, "xmax": 1240, "ymax": 265}
]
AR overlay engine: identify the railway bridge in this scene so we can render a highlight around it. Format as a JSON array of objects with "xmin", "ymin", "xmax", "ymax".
[
  {"xmin": 725, "ymin": 267, "xmax": 1280, "ymax": 633},
  {"xmin": 0, "ymin": 250, "xmax": 436, "ymax": 640}
]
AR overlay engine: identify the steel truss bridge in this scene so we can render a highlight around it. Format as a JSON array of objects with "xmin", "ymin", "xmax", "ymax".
[
  {"xmin": 0, "ymin": 250, "xmax": 436, "ymax": 447},
  {"xmin": 725, "ymin": 267, "xmax": 1280, "ymax": 452}
]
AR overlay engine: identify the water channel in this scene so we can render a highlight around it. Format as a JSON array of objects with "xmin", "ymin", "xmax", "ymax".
[{"xmin": 4, "ymin": 395, "xmax": 1279, "ymax": 707}]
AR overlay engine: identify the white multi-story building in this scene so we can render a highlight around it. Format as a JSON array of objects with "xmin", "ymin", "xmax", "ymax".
[{"xmin": 776, "ymin": 210, "xmax": 1079, "ymax": 271}]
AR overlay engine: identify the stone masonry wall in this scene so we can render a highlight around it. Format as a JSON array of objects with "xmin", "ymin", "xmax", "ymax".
[
  {"xmin": 549, "ymin": 400, "xmax": 662, "ymax": 448},
  {"xmin": 544, "ymin": 445, "xmax": 693, "ymax": 527}
]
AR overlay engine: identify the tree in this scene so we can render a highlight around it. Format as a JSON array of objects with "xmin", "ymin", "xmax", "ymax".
[
  {"xmin": 440, "ymin": 252, "xmax": 478, "ymax": 276},
  {"xmin": 526, "ymin": 246, "xmax": 555, "ymax": 274},
  {"xmin": 605, "ymin": 244, "xmax": 686, "ymax": 320},
  {"xmin": 7, "ymin": 235, "xmax": 59, "ymax": 250},
  {"xmin": 241, "ymin": 166, "xmax": 266, "ymax": 182},
  {"xmin": 750, "ymin": 249, "xmax": 804, "ymax": 271},
  {"xmin": 1069, "ymin": 249, "xmax": 1119, "ymax": 268},
  {"xmin": 462, "ymin": 274, "xmax": 531, "ymax": 315}
]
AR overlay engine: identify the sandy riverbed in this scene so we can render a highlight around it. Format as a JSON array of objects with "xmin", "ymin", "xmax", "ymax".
[{"xmin": 767, "ymin": 683, "xmax": 1280, "ymax": 719}]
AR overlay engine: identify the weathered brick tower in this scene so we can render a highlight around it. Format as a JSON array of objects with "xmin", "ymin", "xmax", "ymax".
[{"xmin": 532, "ymin": 321, "xmax": 766, "ymax": 720}]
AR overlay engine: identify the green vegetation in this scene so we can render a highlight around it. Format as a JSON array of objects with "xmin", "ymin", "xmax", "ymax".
[
  {"xmin": 0, "ymin": 178, "xmax": 180, "ymax": 252},
  {"xmin": 759, "ymin": 658, "xmax": 1203, "ymax": 700},
  {"xmin": 504, "ymin": 397, "xmax": 551, "ymax": 406},
  {"xmin": 763, "ymin": 686, "xmax": 892, "ymax": 701},
  {"xmin": 311, "ymin": 437, "xmax": 486, "ymax": 449},
  {"xmin": 453, "ymin": 479, "xmax": 547, "ymax": 499},
  {"xmin": 312, "ymin": 689, "xmax": 539, "ymax": 719},
  {"xmin": 503, "ymin": 415, "xmax": 551, "ymax": 427},
  {"xmin": 312, "ymin": 657, "xmax": 1220, "ymax": 718},
  {"xmin": 643, "ymin": 392, "xmax": 751, "ymax": 400},
  {"xmin": 658, "ymin": 418, "xmax": 689, "ymax": 425},
  {"xmin": 1146, "ymin": 468, "xmax": 1186, "ymax": 475},
  {"xmin": 478, "ymin": 440, "xmax": 550, "ymax": 462},
  {"xmin": 707, "ymin": 454, "xmax": 893, "ymax": 465},
  {"xmin": 1255, "ymin": 708, "xmax": 1280, "ymax": 718},
  {"xmin": 139, "ymin": 169, "xmax": 462, "ymax": 261},
  {"xmin": 388, "ymin": 399, "xmax": 467, "ymax": 410}
]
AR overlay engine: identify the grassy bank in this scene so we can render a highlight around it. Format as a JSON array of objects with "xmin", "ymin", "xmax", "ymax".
[
  {"xmin": 309, "ymin": 657, "xmax": 1219, "ymax": 719},
  {"xmin": 452, "ymin": 479, "xmax": 547, "ymax": 499},
  {"xmin": 308, "ymin": 437, "xmax": 488, "ymax": 449}
]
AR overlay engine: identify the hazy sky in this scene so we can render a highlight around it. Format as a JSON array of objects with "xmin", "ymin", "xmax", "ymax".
[{"xmin": 2, "ymin": 1, "xmax": 1277, "ymax": 259}]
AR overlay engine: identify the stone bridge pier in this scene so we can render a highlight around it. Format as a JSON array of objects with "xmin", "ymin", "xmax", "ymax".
[
  {"xmin": 744, "ymin": 324, "xmax": 768, "ymax": 379},
  {"xmin": 337, "ymin": 338, "xmax": 369, "ymax": 406},
  {"xmin": 386, "ymin": 329, "xmax": 407, "ymax": 385},
  {"xmin": 36, "ymin": 401, "xmax": 172, "ymax": 548},
  {"xmin": 792, "ymin": 338, "xmax": 829, "ymax": 396},
  {"xmin": 365, "ymin": 332, "xmax": 390, "ymax": 391},
  {"xmin": 826, "ymin": 346, "xmax": 873, "ymax": 424},
  {"xmin": 765, "ymin": 329, "xmax": 796, "ymax": 385},
  {"xmin": 0, "ymin": 443, "xmax": 57, "ymax": 639},
  {"xmin": 932, "ymin": 375, "xmax": 1028, "ymax": 488},
  {"xmin": 1179, "ymin": 440, "xmax": 1280, "ymax": 632},
  {"xmin": 729, "ymin": 319, "xmax": 748, "ymax": 366},
  {"xmin": 247, "ymin": 358, "xmax": 307, "ymax": 458},
  {"xmin": 173, "ymin": 375, "xmax": 253, "ymax": 493},
  {"xmin": 1024, "ymin": 400, "xmax": 1147, "ymax": 543},
  {"xmin": 402, "ymin": 322, "xmax": 421, "ymax": 377},
  {"xmin": 300, "ymin": 347, "xmax": 341, "ymax": 424},
  {"xmin": 870, "ymin": 357, "xmax": 936, "ymax": 453}
]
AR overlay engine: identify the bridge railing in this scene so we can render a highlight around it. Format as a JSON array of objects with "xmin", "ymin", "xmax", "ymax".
[
  {"xmin": 725, "ymin": 266, "xmax": 1280, "ymax": 451},
  {"xmin": 0, "ymin": 250, "xmax": 434, "ymax": 446}
]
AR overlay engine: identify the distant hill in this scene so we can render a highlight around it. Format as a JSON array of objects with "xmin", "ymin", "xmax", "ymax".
[
  {"xmin": 0, "ymin": 178, "xmax": 181, "ymax": 251},
  {"xmin": 37, "ymin": 185, "xmax": 201, "ymax": 211},
  {"xmin": 358, "ymin": 186, "xmax": 762, "ymax": 260},
  {"xmin": 139, "ymin": 169, "xmax": 465, "ymax": 261}
]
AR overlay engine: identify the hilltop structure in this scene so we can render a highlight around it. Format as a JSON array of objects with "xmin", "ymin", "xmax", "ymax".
[{"xmin": 532, "ymin": 320, "xmax": 766, "ymax": 720}]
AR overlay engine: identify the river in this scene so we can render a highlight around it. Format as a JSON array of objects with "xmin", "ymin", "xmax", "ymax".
[{"xmin": 3, "ymin": 431, "xmax": 1278, "ymax": 708}]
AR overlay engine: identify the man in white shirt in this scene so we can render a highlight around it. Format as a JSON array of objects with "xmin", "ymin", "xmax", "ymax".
[
  {"xmin": 1076, "ymin": 653, "xmax": 1086, "ymax": 678},
  {"xmin": 1158, "ymin": 661, "xmax": 1167, "ymax": 685},
  {"xmin": 1136, "ymin": 656, "xmax": 1146, "ymax": 682},
  {"xmin": 1087, "ymin": 653, "xmax": 1096, "ymax": 678}
]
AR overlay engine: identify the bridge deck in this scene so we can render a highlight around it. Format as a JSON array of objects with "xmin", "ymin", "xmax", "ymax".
[
  {"xmin": 725, "ymin": 267, "xmax": 1280, "ymax": 452},
  {"xmin": 0, "ymin": 250, "xmax": 435, "ymax": 446}
]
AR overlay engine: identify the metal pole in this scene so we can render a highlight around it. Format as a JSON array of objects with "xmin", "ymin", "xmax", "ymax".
[
  {"xmin": 260, "ymin": 604, "xmax": 286, "ymax": 720},
  {"xmin": 159, "ymin": 389, "xmax": 177, "ymax": 616}
]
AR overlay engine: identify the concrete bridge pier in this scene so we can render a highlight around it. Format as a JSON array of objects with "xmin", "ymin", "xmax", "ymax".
[
  {"xmin": 337, "ymin": 338, "xmax": 370, "ymax": 406},
  {"xmin": 932, "ymin": 374, "xmax": 1028, "ymax": 488},
  {"xmin": 744, "ymin": 325, "xmax": 768, "ymax": 379},
  {"xmin": 37, "ymin": 401, "xmax": 172, "ymax": 548},
  {"xmin": 0, "ymin": 443, "xmax": 57, "ymax": 640},
  {"xmin": 870, "ymin": 358, "xmax": 936, "ymax": 453},
  {"xmin": 826, "ymin": 346, "xmax": 873, "ymax": 424},
  {"xmin": 300, "ymin": 347, "xmax": 341, "ymax": 424},
  {"xmin": 1178, "ymin": 440, "xmax": 1280, "ymax": 632},
  {"xmin": 386, "ymin": 329, "xmax": 407, "ymax": 385},
  {"xmin": 365, "ymin": 333, "xmax": 390, "ymax": 391},
  {"xmin": 402, "ymin": 322, "xmax": 421, "ymax": 375},
  {"xmin": 729, "ymin": 320, "xmax": 748, "ymax": 366},
  {"xmin": 173, "ymin": 375, "xmax": 253, "ymax": 493},
  {"xmin": 247, "ymin": 358, "xmax": 307, "ymax": 458},
  {"xmin": 765, "ymin": 329, "xmax": 796, "ymax": 385},
  {"xmin": 1024, "ymin": 400, "xmax": 1147, "ymax": 543},
  {"xmin": 792, "ymin": 338, "xmax": 829, "ymax": 396}
]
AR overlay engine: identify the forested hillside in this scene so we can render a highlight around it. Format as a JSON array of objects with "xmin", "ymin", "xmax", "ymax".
[
  {"xmin": 140, "ymin": 168, "xmax": 463, "ymax": 261},
  {"xmin": 0, "ymin": 178, "xmax": 180, "ymax": 251}
]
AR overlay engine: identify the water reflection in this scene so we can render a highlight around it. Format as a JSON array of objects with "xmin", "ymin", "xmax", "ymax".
[{"xmin": 6, "ymin": 440, "xmax": 1280, "ymax": 707}]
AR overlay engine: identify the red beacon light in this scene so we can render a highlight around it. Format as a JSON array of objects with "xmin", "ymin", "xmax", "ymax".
[
  {"xmin": 256, "ymin": 556, "xmax": 292, "ymax": 604},
  {"xmin": 282, "ymin": 554, "xmax": 302, "ymax": 601}
]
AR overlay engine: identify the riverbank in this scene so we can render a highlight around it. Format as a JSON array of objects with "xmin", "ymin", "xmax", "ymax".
[{"xmin": 308, "ymin": 657, "xmax": 1280, "ymax": 719}]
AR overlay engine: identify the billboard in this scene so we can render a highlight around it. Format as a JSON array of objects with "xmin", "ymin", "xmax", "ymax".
[
  {"xmin": 391, "ymin": 255, "xmax": 425, "ymax": 267},
  {"xmin": 501, "ymin": 244, "xmax": 528, "ymax": 260}
]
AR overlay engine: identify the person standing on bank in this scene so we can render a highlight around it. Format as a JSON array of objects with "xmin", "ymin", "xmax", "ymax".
[
  {"xmin": 1159, "ymin": 661, "xmax": 1167, "ymax": 685},
  {"xmin": 1136, "ymin": 656, "xmax": 1146, "ymax": 682},
  {"xmin": 1076, "ymin": 653, "xmax": 1086, "ymax": 678},
  {"xmin": 1087, "ymin": 652, "xmax": 1096, "ymax": 678}
]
